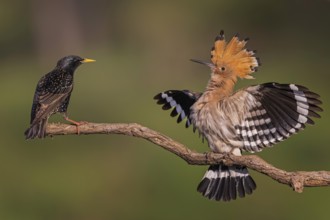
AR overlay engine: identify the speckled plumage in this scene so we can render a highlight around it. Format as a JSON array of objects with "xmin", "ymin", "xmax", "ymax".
[{"xmin": 25, "ymin": 55, "xmax": 95, "ymax": 139}]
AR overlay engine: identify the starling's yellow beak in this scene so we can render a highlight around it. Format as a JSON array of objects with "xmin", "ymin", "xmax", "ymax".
[{"xmin": 81, "ymin": 58, "xmax": 96, "ymax": 63}]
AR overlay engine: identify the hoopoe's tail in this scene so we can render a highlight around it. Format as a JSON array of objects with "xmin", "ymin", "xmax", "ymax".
[{"xmin": 197, "ymin": 164, "xmax": 256, "ymax": 202}]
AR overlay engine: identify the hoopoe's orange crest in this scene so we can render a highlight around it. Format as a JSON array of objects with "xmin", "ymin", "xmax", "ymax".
[{"xmin": 211, "ymin": 30, "xmax": 260, "ymax": 79}]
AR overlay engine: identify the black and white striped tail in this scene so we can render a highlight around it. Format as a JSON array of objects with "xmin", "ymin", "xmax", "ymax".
[
  {"xmin": 197, "ymin": 164, "xmax": 256, "ymax": 202},
  {"xmin": 24, "ymin": 118, "xmax": 48, "ymax": 139}
]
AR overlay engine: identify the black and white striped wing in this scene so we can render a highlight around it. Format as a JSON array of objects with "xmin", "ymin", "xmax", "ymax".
[
  {"xmin": 154, "ymin": 90, "xmax": 202, "ymax": 128},
  {"xmin": 232, "ymin": 82, "xmax": 322, "ymax": 153}
]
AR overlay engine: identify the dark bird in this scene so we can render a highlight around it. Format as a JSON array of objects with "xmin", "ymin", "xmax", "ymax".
[
  {"xmin": 154, "ymin": 30, "xmax": 323, "ymax": 201},
  {"xmin": 25, "ymin": 55, "xmax": 95, "ymax": 139}
]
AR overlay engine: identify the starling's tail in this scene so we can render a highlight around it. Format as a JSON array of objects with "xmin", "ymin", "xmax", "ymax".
[
  {"xmin": 24, "ymin": 118, "xmax": 48, "ymax": 139},
  {"xmin": 197, "ymin": 164, "xmax": 256, "ymax": 202}
]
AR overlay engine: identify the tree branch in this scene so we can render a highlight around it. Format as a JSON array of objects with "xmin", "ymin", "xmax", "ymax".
[{"xmin": 46, "ymin": 122, "xmax": 330, "ymax": 193}]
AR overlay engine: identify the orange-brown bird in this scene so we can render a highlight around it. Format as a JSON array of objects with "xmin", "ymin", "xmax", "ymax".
[
  {"xmin": 154, "ymin": 30, "xmax": 323, "ymax": 201},
  {"xmin": 25, "ymin": 55, "xmax": 95, "ymax": 139}
]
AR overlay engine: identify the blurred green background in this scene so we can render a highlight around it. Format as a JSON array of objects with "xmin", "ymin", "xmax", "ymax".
[{"xmin": 1, "ymin": 0, "xmax": 329, "ymax": 219}]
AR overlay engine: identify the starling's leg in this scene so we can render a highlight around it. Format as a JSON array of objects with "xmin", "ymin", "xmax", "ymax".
[{"xmin": 63, "ymin": 117, "xmax": 87, "ymax": 135}]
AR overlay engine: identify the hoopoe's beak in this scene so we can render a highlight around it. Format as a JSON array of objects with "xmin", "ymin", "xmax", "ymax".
[
  {"xmin": 190, "ymin": 59, "xmax": 215, "ymax": 68},
  {"xmin": 81, "ymin": 58, "xmax": 96, "ymax": 63}
]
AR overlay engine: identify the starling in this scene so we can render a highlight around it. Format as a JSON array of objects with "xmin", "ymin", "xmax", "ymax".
[{"xmin": 25, "ymin": 55, "xmax": 95, "ymax": 139}]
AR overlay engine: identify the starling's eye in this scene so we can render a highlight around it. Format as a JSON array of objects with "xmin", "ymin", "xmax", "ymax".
[{"xmin": 220, "ymin": 67, "xmax": 226, "ymax": 71}]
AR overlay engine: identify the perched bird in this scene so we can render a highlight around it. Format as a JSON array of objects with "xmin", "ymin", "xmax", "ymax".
[
  {"xmin": 25, "ymin": 55, "xmax": 95, "ymax": 139},
  {"xmin": 154, "ymin": 30, "xmax": 323, "ymax": 201}
]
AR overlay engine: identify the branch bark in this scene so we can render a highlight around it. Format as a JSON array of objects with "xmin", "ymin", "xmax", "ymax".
[{"xmin": 46, "ymin": 122, "xmax": 330, "ymax": 193}]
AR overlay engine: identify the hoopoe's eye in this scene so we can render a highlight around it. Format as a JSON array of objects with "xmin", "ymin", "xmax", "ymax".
[{"xmin": 220, "ymin": 67, "xmax": 226, "ymax": 71}]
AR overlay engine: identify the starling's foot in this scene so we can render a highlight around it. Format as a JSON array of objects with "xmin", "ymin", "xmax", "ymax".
[{"xmin": 64, "ymin": 117, "xmax": 88, "ymax": 135}]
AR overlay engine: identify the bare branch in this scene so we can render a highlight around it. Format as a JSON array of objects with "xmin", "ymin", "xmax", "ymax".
[{"xmin": 47, "ymin": 122, "xmax": 330, "ymax": 193}]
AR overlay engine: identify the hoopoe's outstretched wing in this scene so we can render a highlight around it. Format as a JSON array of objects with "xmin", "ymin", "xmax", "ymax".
[
  {"xmin": 154, "ymin": 90, "xmax": 202, "ymax": 128},
  {"xmin": 228, "ymin": 82, "xmax": 322, "ymax": 153}
]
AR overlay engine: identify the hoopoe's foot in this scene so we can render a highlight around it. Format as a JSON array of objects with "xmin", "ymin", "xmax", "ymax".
[
  {"xmin": 64, "ymin": 117, "xmax": 88, "ymax": 135},
  {"xmin": 204, "ymin": 151, "xmax": 214, "ymax": 162}
]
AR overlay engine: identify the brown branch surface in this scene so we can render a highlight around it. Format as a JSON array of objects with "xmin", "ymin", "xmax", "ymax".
[{"xmin": 47, "ymin": 122, "xmax": 330, "ymax": 193}]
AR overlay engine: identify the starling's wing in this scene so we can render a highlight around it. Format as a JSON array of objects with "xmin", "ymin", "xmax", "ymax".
[
  {"xmin": 30, "ymin": 77, "xmax": 73, "ymax": 125},
  {"xmin": 226, "ymin": 82, "xmax": 322, "ymax": 153},
  {"xmin": 154, "ymin": 90, "xmax": 202, "ymax": 128}
]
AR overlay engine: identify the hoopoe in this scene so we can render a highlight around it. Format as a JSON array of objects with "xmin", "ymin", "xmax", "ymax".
[{"xmin": 154, "ymin": 30, "xmax": 323, "ymax": 202}]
